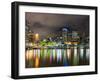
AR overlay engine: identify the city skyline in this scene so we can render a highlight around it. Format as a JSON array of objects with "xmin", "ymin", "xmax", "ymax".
[
  {"xmin": 25, "ymin": 12, "xmax": 90, "ymax": 68},
  {"xmin": 25, "ymin": 12, "xmax": 89, "ymax": 40}
]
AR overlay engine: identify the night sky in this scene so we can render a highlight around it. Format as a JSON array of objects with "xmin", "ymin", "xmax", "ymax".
[{"xmin": 25, "ymin": 12, "xmax": 89, "ymax": 39}]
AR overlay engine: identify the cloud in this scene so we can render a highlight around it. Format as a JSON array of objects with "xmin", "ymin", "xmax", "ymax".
[{"xmin": 25, "ymin": 12, "xmax": 89, "ymax": 39}]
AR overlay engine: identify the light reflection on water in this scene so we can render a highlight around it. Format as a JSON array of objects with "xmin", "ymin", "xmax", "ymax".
[{"xmin": 25, "ymin": 48, "xmax": 89, "ymax": 68}]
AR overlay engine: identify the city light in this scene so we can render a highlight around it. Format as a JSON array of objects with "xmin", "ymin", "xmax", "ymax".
[
  {"xmin": 25, "ymin": 25, "xmax": 89, "ymax": 68},
  {"xmin": 35, "ymin": 56, "xmax": 39, "ymax": 68},
  {"xmin": 35, "ymin": 33, "xmax": 39, "ymax": 41}
]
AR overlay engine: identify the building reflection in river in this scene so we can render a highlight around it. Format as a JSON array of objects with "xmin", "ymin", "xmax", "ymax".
[{"xmin": 25, "ymin": 47, "xmax": 89, "ymax": 68}]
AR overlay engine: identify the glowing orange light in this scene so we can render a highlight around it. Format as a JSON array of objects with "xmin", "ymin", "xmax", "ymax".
[
  {"xmin": 35, "ymin": 56, "xmax": 39, "ymax": 68},
  {"xmin": 65, "ymin": 42, "xmax": 78, "ymax": 44},
  {"xmin": 35, "ymin": 33, "xmax": 39, "ymax": 41},
  {"xmin": 26, "ymin": 50, "xmax": 33, "ymax": 60},
  {"xmin": 65, "ymin": 42, "xmax": 72, "ymax": 44},
  {"xmin": 73, "ymin": 42, "xmax": 78, "ymax": 44}
]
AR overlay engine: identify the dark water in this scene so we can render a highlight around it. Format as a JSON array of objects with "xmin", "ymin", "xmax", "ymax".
[{"xmin": 25, "ymin": 47, "xmax": 89, "ymax": 68}]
